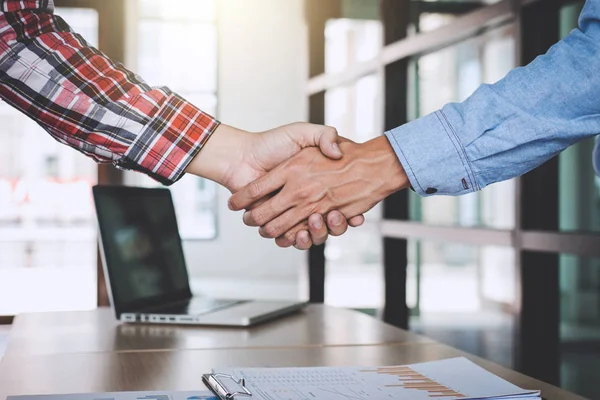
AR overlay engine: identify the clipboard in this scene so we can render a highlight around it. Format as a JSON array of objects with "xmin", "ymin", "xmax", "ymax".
[{"xmin": 202, "ymin": 373, "xmax": 253, "ymax": 400}]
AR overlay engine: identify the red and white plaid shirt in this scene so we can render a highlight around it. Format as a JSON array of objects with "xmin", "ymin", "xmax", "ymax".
[{"xmin": 0, "ymin": 0, "xmax": 220, "ymax": 185}]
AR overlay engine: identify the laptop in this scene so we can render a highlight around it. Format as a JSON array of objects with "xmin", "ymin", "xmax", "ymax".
[{"xmin": 92, "ymin": 185, "xmax": 306, "ymax": 327}]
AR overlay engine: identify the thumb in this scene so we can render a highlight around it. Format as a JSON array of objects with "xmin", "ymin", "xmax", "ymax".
[{"xmin": 316, "ymin": 126, "xmax": 343, "ymax": 159}]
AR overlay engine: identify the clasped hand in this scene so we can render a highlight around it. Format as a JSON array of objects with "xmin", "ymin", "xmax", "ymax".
[
  {"xmin": 186, "ymin": 122, "xmax": 366, "ymax": 249},
  {"xmin": 229, "ymin": 135, "xmax": 408, "ymax": 249}
]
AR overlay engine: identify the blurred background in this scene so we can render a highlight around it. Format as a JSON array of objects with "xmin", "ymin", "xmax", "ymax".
[{"xmin": 0, "ymin": 0, "xmax": 598, "ymax": 398}]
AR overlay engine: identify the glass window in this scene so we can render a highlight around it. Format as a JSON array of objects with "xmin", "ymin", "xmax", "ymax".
[
  {"xmin": 325, "ymin": 19, "xmax": 383, "ymax": 74},
  {"xmin": 138, "ymin": 0, "xmax": 216, "ymax": 22},
  {"xmin": 560, "ymin": 253, "xmax": 600, "ymax": 399},
  {"xmin": 410, "ymin": 0, "xmax": 501, "ymax": 35},
  {"xmin": 0, "ymin": 8, "xmax": 100, "ymax": 315},
  {"xmin": 128, "ymin": 0, "xmax": 218, "ymax": 240},
  {"xmin": 557, "ymin": 2, "xmax": 600, "ymax": 233},
  {"xmin": 409, "ymin": 240, "xmax": 516, "ymax": 368},
  {"xmin": 559, "ymin": 138, "xmax": 600, "ymax": 233},
  {"xmin": 324, "ymin": 19, "xmax": 384, "ymax": 309},
  {"xmin": 408, "ymin": 240, "xmax": 516, "ymax": 312},
  {"xmin": 410, "ymin": 24, "xmax": 517, "ymax": 229}
]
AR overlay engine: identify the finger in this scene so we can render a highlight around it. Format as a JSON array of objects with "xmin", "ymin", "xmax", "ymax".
[
  {"xmin": 348, "ymin": 215, "xmax": 365, "ymax": 227},
  {"xmin": 259, "ymin": 206, "xmax": 309, "ymax": 239},
  {"xmin": 307, "ymin": 213, "xmax": 328, "ymax": 246},
  {"xmin": 276, "ymin": 221, "xmax": 310, "ymax": 248},
  {"xmin": 316, "ymin": 126, "xmax": 342, "ymax": 160},
  {"xmin": 243, "ymin": 191, "xmax": 292, "ymax": 227},
  {"xmin": 293, "ymin": 230, "xmax": 312, "ymax": 251},
  {"xmin": 238, "ymin": 193, "xmax": 272, "ymax": 213},
  {"xmin": 276, "ymin": 236, "xmax": 295, "ymax": 248},
  {"xmin": 326, "ymin": 211, "xmax": 349, "ymax": 237},
  {"xmin": 228, "ymin": 172, "xmax": 286, "ymax": 211}
]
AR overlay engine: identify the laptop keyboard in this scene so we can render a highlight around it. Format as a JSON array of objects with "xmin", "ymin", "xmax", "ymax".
[{"xmin": 186, "ymin": 298, "xmax": 243, "ymax": 315}]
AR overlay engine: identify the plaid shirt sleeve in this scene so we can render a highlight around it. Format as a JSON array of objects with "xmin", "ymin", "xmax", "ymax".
[{"xmin": 0, "ymin": 0, "xmax": 220, "ymax": 185}]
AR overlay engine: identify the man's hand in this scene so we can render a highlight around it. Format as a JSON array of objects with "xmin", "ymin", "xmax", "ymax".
[
  {"xmin": 284, "ymin": 211, "xmax": 362, "ymax": 250},
  {"xmin": 228, "ymin": 136, "xmax": 409, "ymax": 247},
  {"xmin": 185, "ymin": 123, "xmax": 365, "ymax": 243}
]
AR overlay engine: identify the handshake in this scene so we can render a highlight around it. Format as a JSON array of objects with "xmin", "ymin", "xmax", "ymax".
[{"xmin": 186, "ymin": 122, "xmax": 409, "ymax": 250}]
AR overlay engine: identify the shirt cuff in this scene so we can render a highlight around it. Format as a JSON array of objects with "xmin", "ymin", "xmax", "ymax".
[
  {"xmin": 384, "ymin": 110, "xmax": 478, "ymax": 196},
  {"xmin": 117, "ymin": 92, "xmax": 220, "ymax": 186}
]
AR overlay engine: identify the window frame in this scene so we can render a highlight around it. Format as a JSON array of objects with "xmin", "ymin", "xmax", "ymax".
[{"xmin": 306, "ymin": 0, "xmax": 600, "ymax": 386}]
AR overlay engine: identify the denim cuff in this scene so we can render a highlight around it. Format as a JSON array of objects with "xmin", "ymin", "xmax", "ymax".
[{"xmin": 384, "ymin": 110, "xmax": 478, "ymax": 196}]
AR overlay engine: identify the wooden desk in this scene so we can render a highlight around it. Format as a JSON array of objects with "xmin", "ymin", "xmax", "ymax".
[
  {"xmin": 0, "ymin": 306, "xmax": 587, "ymax": 400},
  {"xmin": 0, "ymin": 344, "xmax": 586, "ymax": 399},
  {"xmin": 3, "ymin": 305, "xmax": 431, "ymax": 359}
]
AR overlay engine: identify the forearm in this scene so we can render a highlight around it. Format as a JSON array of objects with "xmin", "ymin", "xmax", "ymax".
[
  {"xmin": 0, "ymin": 4, "xmax": 219, "ymax": 185},
  {"xmin": 185, "ymin": 124, "xmax": 250, "ymax": 186},
  {"xmin": 387, "ymin": 0, "xmax": 600, "ymax": 196}
]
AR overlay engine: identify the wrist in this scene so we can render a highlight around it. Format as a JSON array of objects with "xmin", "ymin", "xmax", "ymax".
[
  {"xmin": 359, "ymin": 136, "xmax": 409, "ymax": 197},
  {"xmin": 185, "ymin": 124, "xmax": 251, "ymax": 189}
]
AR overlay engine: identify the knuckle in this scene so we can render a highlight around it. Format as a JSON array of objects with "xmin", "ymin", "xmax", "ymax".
[
  {"xmin": 264, "ymin": 224, "xmax": 280, "ymax": 239},
  {"xmin": 284, "ymin": 230, "xmax": 297, "ymax": 243},
  {"xmin": 249, "ymin": 181, "xmax": 263, "ymax": 199},
  {"xmin": 298, "ymin": 186, "xmax": 315, "ymax": 201},
  {"xmin": 249, "ymin": 209, "xmax": 265, "ymax": 226}
]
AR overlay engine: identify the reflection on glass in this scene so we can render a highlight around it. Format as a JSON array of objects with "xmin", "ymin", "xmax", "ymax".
[
  {"xmin": 325, "ymin": 19, "xmax": 382, "ymax": 74},
  {"xmin": 130, "ymin": 0, "xmax": 219, "ymax": 240},
  {"xmin": 409, "ymin": 240, "xmax": 517, "ymax": 371},
  {"xmin": 559, "ymin": 138, "xmax": 600, "ymax": 233},
  {"xmin": 55, "ymin": 8, "xmax": 99, "ymax": 45},
  {"xmin": 411, "ymin": 0, "xmax": 502, "ymax": 35},
  {"xmin": 558, "ymin": 2, "xmax": 600, "ymax": 233},
  {"xmin": 138, "ymin": 0, "xmax": 216, "ymax": 22},
  {"xmin": 558, "ymin": 9, "xmax": 598, "ymax": 397},
  {"xmin": 408, "ymin": 240, "xmax": 515, "ymax": 312},
  {"xmin": 324, "ymin": 19, "xmax": 383, "ymax": 309},
  {"xmin": 325, "ymin": 74, "xmax": 382, "ymax": 143},
  {"xmin": 325, "ymin": 221, "xmax": 383, "ymax": 308},
  {"xmin": 138, "ymin": 22, "xmax": 217, "ymax": 93},
  {"xmin": 418, "ymin": 13, "xmax": 455, "ymax": 33},
  {"xmin": 0, "ymin": 8, "xmax": 100, "ymax": 315},
  {"xmin": 560, "ymin": 253, "xmax": 600, "ymax": 399},
  {"xmin": 411, "ymin": 25, "xmax": 516, "ymax": 229}
]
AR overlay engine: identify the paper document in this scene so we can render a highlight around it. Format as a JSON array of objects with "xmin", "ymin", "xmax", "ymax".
[
  {"xmin": 7, "ymin": 391, "xmax": 217, "ymax": 400},
  {"xmin": 214, "ymin": 357, "xmax": 541, "ymax": 400}
]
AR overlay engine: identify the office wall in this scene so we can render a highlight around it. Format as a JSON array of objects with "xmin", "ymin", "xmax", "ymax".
[{"xmin": 183, "ymin": 0, "xmax": 308, "ymax": 298}]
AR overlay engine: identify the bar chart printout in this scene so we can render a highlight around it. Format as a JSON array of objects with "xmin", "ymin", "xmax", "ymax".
[
  {"xmin": 360, "ymin": 365, "xmax": 466, "ymax": 398},
  {"xmin": 216, "ymin": 357, "xmax": 542, "ymax": 400}
]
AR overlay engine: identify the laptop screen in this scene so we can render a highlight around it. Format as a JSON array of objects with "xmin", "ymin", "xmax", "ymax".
[{"xmin": 92, "ymin": 186, "xmax": 192, "ymax": 313}]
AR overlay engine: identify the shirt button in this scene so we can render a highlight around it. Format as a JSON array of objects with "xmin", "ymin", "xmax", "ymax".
[{"xmin": 426, "ymin": 188, "xmax": 438, "ymax": 195}]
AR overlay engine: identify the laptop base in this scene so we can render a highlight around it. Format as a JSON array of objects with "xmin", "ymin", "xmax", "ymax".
[{"xmin": 121, "ymin": 300, "xmax": 307, "ymax": 327}]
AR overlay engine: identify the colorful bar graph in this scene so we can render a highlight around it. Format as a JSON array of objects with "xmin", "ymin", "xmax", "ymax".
[{"xmin": 360, "ymin": 367, "xmax": 466, "ymax": 398}]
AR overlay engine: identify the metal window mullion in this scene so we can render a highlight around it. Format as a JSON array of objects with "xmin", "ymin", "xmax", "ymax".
[{"xmin": 308, "ymin": 0, "xmax": 518, "ymax": 95}]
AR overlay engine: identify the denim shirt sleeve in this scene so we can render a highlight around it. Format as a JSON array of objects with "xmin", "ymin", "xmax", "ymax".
[{"xmin": 386, "ymin": 0, "xmax": 600, "ymax": 196}]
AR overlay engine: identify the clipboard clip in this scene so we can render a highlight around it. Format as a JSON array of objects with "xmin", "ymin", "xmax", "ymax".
[{"xmin": 202, "ymin": 372, "xmax": 253, "ymax": 400}]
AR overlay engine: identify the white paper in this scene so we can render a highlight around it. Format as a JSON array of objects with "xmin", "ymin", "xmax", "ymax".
[{"xmin": 215, "ymin": 357, "xmax": 541, "ymax": 400}]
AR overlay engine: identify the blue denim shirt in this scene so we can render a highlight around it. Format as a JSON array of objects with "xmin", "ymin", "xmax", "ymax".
[{"xmin": 385, "ymin": 0, "xmax": 600, "ymax": 196}]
